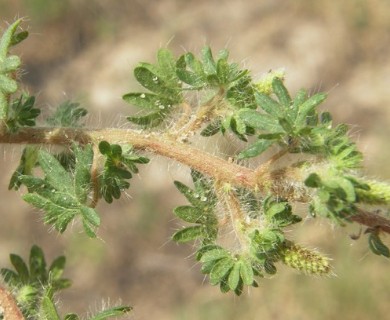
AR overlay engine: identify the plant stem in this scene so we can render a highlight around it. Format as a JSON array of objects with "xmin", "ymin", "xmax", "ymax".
[
  {"xmin": 1, "ymin": 126, "xmax": 390, "ymax": 235},
  {"xmin": 0, "ymin": 126, "xmax": 258, "ymax": 189},
  {"xmin": 0, "ymin": 285, "xmax": 24, "ymax": 320}
]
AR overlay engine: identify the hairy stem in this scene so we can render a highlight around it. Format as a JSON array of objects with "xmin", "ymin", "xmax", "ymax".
[
  {"xmin": 1, "ymin": 126, "xmax": 390, "ymax": 235},
  {"xmin": 350, "ymin": 209, "xmax": 390, "ymax": 234},
  {"xmin": 0, "ymin": 285, "xmax": 24, "ymax": 320}
]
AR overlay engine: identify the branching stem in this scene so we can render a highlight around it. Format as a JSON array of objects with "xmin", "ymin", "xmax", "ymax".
[{"xmin": 1, "ymin": 126, "xmax": 390, "ymax": 235}]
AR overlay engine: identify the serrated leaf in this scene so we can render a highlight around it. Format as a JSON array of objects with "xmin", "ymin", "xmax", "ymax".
[
  {"xmin": 172, "ymin": 225, "xmax": 205, "ymax": 243},
  {"xmin": 238, "ymin": 139, "xmax": 274, "ymax": 159},
  {"xmin": 80, "ymin": 207, "xmax": 100, "ymax": 238},
  {"xmin": 22, "ymin": 193, "xmax": 76, "ymax": 233},
  {"xmin": 38, "ymin": 150, "xmax": 73, "ymax": 193}
]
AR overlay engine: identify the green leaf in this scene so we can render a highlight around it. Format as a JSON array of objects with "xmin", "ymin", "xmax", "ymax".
[
  {"xmin": 10, "ymin": 30, "xmax": 28, "ymax": 46},
  {"xmin": 368, "ymin": 233, "xmax": 390, "ymax": 258},
  {"xmin": 64, "ymin": 314, "xmax": 80, "ymax": 320},
  {"xmin": 295, "ymin": 93, "xmax": 327, "ymax": 127},
  {"xmin": 0, "ymin": 19, "xmax": 22, "ymax": 59},
  {"xmin": 123, "ymin": 92, "xmax": 173, "ymax": 110},
  {"xmin": 8, "ymin": 146, "xmax": 39, "ymax": 190},
  {"xmin": 176, "ymin": 53, "xmax": 207, "ymax": 88},
  {"xmin": 172, "ymin": 225, "xmax": 205, "ymax": 243},
  {"xmin": 238, "ymin": 109, "xmax": 283, "ymax": 131},
  {"xmin": 174, "ymin": 206, "xmax": 204, "ymax": 223},
  {"xmin": 239, "ymin": 259, "xmax": 254, "ymax": 286},
  {"xmin": 255, "ymin": 92, "xmax": 282, "ymax": 117},
  {"xmin": 40, "ymin": 295, "xmax": 61, "ymax": 320},
  {"xmin": 0, "ymin": 268, "xmax": 19, "ymax": 285},
  {"xmin": 7, "ymin": 95, "xmax": 40, "ymax": 132},
  {"xmin": 99, "ymin": 142, "xmax": 148, "ymax": 204},
  {"xmin": 157, "ymin": 48, "xmax": 177, "ymax": 82},
  {"xmin": 238, "ymin": 139, "xmax": 274, "ymax": 159},
  {"xmin": 200, "ymin": 248, "xmax": 230, "ymax": 263},
  {"xmin": 174, "ymin": 181, "xmax": 204, "ymax": 207},
  {"xmin": 48, "ymin": 256, "xmax": 66, "ymax": 281},
  {"xmin": 80, "ymin": 207, "xmax": 100, "ymax": 238},
  {"xmin": 272, "ymin": 77, "xmax": 291, "ymax": 108},
  {"xmin": 46, "ymin": 101, "xmax": 87, "ymax": 127},
  {"xmin": 195, "ymin": 244, "xmax": 223, "ymax": 261},
  {"xmin": 29, "ymin": 245, "xmax": 47, "ymax": 283},
  {"xmin": 89, "ymin": 306, "xmax": 133, "ymax": 320},
  {"xmin": 200, "ymin": 120, "xmax": 222, "ymax": 137},
  {"xmin": 210, "ymin": 258, "xmax": 234, "ymax": 285},
  {"xmin": 201, "ymin": 46, "xmax": 217, "ymax": 75},
  {"xmin": 10, "ymin": 254, "xmax": 29, "ymax": 283},
  {"xmin": 74, "ymin": 144, "xmax": 93, "ymax": 203},
  {"xmin": 38, "ymin": 150, "xmax": 73, "ymax": 193},
  {"xmin": 304, "ymin": 173, "xmax": 322, "ymax": 188},
  {"xmin": 228, "ymin": 262, "xmax": 241, "ymax": 291},
  {"xmin": 127, "ymin": 111, "xmax": 165, "ymax": 127},
  {"xmin": 134, "ymin": 65, "xmax": 178, "ymax": 98}
]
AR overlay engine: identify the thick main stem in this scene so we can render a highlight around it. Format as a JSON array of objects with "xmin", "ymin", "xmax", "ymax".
[
  {"xmin": 0, "ymin": 126, "xmax": 258, "ymax": 188},
  {"xmin": 1, "ymin": 126, "xmax": 390, "ymax": 234}
]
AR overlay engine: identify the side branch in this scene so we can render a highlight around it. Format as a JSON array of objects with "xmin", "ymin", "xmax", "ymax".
[{"xmin": 350, "ymin": 209, "xmax": 390, "ymax": 234}]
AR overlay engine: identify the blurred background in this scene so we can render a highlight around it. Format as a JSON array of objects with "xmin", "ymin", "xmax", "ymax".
[{"xmin": 1, "ymin": 1, "xmax": 390, "ymax": 319}]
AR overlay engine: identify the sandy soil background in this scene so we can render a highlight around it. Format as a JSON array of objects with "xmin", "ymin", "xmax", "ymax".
[{"xmin": 1, "ymin": 1, "xmax": 390, "ymax": 319}]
